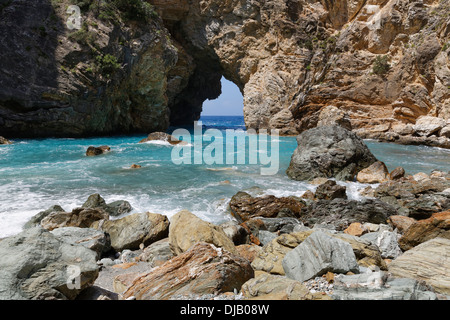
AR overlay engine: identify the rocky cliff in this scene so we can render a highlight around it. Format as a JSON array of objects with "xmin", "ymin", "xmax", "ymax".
[{"xmin": 1, "ymin": 0, "xmax": 449, "ymax": 144}]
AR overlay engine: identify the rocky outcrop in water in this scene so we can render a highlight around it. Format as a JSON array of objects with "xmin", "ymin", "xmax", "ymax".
[{"xmin": 286, "ymin": 125, "xmax": 378, "ymax": 181}]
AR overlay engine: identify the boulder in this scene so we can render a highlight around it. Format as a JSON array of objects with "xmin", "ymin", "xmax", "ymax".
[
  {"xmin": 86, "ymin": 145, "xmax": 110, "ymax": 156},
  {"xmin": 251, "ymin": 230, "xmax": 386, "ymax": 275},
  {"xmin": 314, "ymin": 180, "xmax": 347, "ymax": 200},
  {"xmin": 241, "ymin": 272, "xmax": 330, "ymax": 300},
  {"xmin": 251, "ymin": 231, "xmax": 313, "ymax": 275},
  {"xmin": 300, "ymin": 198, "xmax": 397, "ymax": 231},
  {"xmin": 91, "ymin": 212, "xmax": 169, "ymax": 252},
  {"xmin": 332, "ymin": 271, "xmax": 440, "ymax": 300},
  {"xmin": 0, "ymin": 136, "xmax": 12, "ymax": 145},
  {"xmin": 138, "ymin": 238, "xmax": 174, "ymax": 267},
  {"xmin": 168, "ymin": 210, "xmax": 236, "ymax": 255},
  {"xmin": 122, "ymin": 242, "xmax": 254, "ymax": 300},
  {"xmin": 23, "ymin": 205, "xmax": 65, "ymax": 229},
  {"xmin": 387, "ymin": 215, "xmax": 416, "ymax": 233},
  {"xmin": 0, "ymin": 227, "xmax": 99, "ymax": 300},
  {"xmin": 413, "ymin": 116, "xmax": 447, "ymax": 137},
  {"xmin": 389, "ymin": 167, "xmax": 406, "ymax": 180},
  {"xmin": 82, "ymin": 193, "xmax": 132, "ymax": 217},
  {"xmin": 374, "ymin": 176, "xmax": 450, "ymax": 219},
  {"xmin": 229, "ymin": 191, "xmax": 305, "ymax": 223},
  {"xmin": 282, "ymin": 231, "xmax": 359, "ymax": 282},
  {"xmin": 286, "ymin": 125, "xmax": 377, "ymax": 181},
  {"xmin": 398, "ymin": 210, "xmax": 450, "ymax": 251},
  {"xmin": 361, "ymin": 230, "xmax": 402, "ymax": 259},
  {"xmin": 356, "ymin": 161, "xmax": 389, "ymax": 184},
  {"xmin": 40, "ymin": 207, "xmax": 109, "ymax": 231},
  {"xmin": 389, "ymin": 238, "xmax": 450, "ymax": 295},
  {"xmin": 344, "ymin": 222, "xmax": 367, "ymax": 237},
  {"xmin": 50, "ymin": 227, "xmax": 111, "ymax": 260},
  {"xmin": 138, "ymin": 132, "xmax": 186, "ymax": 145}
]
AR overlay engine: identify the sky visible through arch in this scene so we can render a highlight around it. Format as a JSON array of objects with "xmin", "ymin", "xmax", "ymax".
[{"xmin": 201, "ymin": 77, "xmax": 244, "ymax": 116}]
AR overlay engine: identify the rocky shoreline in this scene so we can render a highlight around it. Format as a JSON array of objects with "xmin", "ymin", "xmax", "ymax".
[
  {"xmin": 1, "ymin": 166, "xmax": 448, "ymax": 300},
  {"xmin": 0, "ymin": 125, "xmax": 449, "ymax": 300}
]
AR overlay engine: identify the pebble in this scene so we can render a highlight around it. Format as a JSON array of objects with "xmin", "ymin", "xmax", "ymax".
[{"xmin": 303, "ymin": 275, "xmax": 334, "ymax": 295}]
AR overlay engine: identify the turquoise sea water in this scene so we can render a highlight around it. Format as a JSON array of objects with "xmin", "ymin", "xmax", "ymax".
[{"xmin": 0, "ymin": 115, "xmax": 449, "ymax": 238}]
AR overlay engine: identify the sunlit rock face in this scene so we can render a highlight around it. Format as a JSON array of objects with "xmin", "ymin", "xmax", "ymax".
[{"xmin": 1, "ymin": 0, "xmax": 449, "ymax": 141}]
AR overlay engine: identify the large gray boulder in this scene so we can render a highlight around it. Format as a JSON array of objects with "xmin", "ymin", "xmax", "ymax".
[
  {"xmin": 0, "ymin": 227, "xmax": 99, "ymax": 300},
  {"xmin": 286, "ymin": 125, "xmax": 377, "ymax": 181},
  {"xmin": 282, "ymin": 231, "xmax": 359, "ymax": 282}
]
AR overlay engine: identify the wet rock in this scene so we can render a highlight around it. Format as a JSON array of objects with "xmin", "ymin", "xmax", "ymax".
[
  {"xmin": 122, "ymin": 242, "xmax": 254, "ymax": 300},
  {"xmin": 86, "ymin": 146, "xmax": 110, "ymax": 156},
  {"xmin": 138, "ymin": 132, "xmax": 186, "ymax": 145},
  {"xmin": 23, "ymin": 205, "xmax": 65, "ymax": 229},
  {"xmin": 286, "ymin": 126, "xmax": 378, "ymax": 182},
  {"xmin": 82, "ymin": 194, "xmax": 132, "ymax": 217},
  {"xmin": 282, "ymin": 231, "xmax": 359, "ymax": 283},
  {"xmin": 0, "ymin": 136, "xmax": 12, "ymax": 144},
  {"xmin": 0, "ymin": 227, "xmax": 99, "ymax": 300},
  {"xmin": 314, "ymin": 180, "xmax": 347, "ymax": 200}
]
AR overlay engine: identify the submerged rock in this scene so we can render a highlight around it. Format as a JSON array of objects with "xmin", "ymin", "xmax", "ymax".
[
  {"xmin": 138, "ymin": 132, "xmax": 186, "ymax": 145},
  {"xmin": 86, "ymin": 146, "xmax": 110, "ymax": 156},
  {"xmin": 286, "ymin": 126, "xmax": 378, "ymax": 182}
]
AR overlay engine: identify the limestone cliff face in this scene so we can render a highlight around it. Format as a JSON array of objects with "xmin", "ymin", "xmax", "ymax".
[
  {"xmin": 1, "ymin": 0, "xmax": 449, "ymax": 144},
  {"xmin": 153, "ymin": 0, "xmax": 450, "ymax": 143},
  {"xmin": 0, "ymin": 0, "xmax": 187, "ymax": 137}
]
